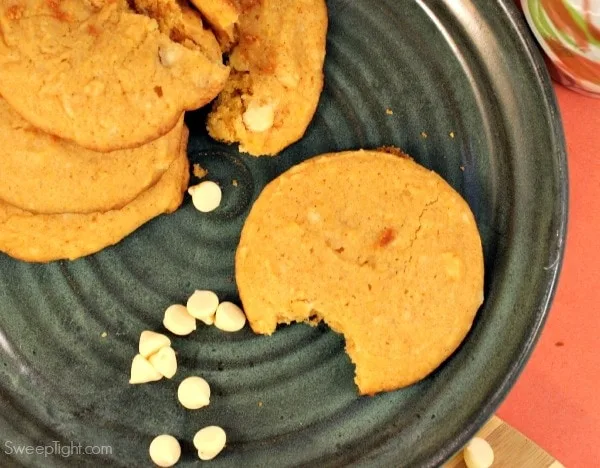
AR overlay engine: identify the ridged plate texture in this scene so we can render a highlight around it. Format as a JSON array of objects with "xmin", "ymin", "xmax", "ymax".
[{"xmin": 0, "ymin": 0, "xmax": 567, "ymax": 466}]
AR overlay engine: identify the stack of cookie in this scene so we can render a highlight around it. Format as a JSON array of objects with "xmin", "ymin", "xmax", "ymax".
[
  {"xmin": 0, "ymin": 0, "xmax": 328, "ymax": 262},
  {"xmin": 129, "ymin": 0, "xmax": 329, "ymax": 157},
  {"xmin": 127, "ymin": 0, "xmax": 329, "ymax": 156},
  {"xmin": 0, "ymin": 0, "xmax": 231, "ymax": 262}
]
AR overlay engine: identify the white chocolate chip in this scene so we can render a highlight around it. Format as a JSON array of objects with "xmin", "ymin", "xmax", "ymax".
[
  {"xmin": 188, "ymin": 181, "xmax": 222, "ymax": 213},
  {"xmin": 186, "ymin": 290, "xmax": 219, "ymax": 324},
  {"xmin": 158, "ymin": 44, "xmax": 181, "ymax": 68},
  {"xmin": 193, "ymin": 426, "xmax": 226, "ymax": 461},
  {"xmin": 441, "ymin": 252, "xmax": 463, "ymax": 279},
  {"xmin": 139, "ymin": 331, "xmax": 171, "ymax": 358},
  {"xmin": 307, "ymin": 209, "xmax": 321, "ymax": 224},
  {"xmin": 276, "ymin": 70, "xmax": 300, "ymax": 88},
  {"xmin": 178, "ymin": 376, "xmax": 211, "ymax": 410},
  {"xmin": 83, "ymin": 79, "xmax": 105, "ymax": 97},
  {"xmin": 214, "ymin": 302, "xmax": 246, "ymax": 332},
  {"xmin": 148, "ymin": 346, "xmax": 177, "ymax": 379},
  {"xmin": 463, "ymin": 437, "xmax": 494, "ymax": 468},
  {"xmin": 163, "ymin": 304, "xmax": 197, "ymax": 336},
  {"xmin": 149, "ymin": 434, "xmax": 181, "ymax": 467},
  {"xmin": 276, "ymin": 63, "xmax": 300, "ymax": 88},
  {"xmin": 242, "ymin": 102, "xmax": 275, "ymax": 133},
  {"xmin": 61, "ymin": 94, "xmax": 75, "ymax": 119},
  {"xmin": 129, "ymin": 354, "xmax": 163, "ymax": 384},
  {"xmin": 229, "ymin": 49, "xmax": 250, "ymax": 71}
]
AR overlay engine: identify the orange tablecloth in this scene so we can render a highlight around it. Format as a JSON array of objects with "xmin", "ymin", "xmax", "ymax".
[{"xmin": 497, "ymin": 86, "xmax": 600, "ymax": 467}]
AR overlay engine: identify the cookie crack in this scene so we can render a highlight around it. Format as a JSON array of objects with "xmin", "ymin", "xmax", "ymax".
[{"xmin": 407, "ymin": 196, "xmax": 440, "ymax": 250}]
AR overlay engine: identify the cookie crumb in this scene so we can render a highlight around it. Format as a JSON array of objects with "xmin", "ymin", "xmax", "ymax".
[
  {"xmin": 460, "ymin": 166, "xmax": 465, "ymax": 172},
  {"xmin": 420, "ymin": 131, "xmax": 428, "ymax": 139},
  {"xmin": 193, "ymin": 164, "xmax": 208, "ymax": 179},
  {"xmin": 385, "ymin": 108, "xmax": 393, "ymax": 115},
  {"xmin": 258, "ymin": 401, "xmax": 263, "ymax": 407},
  {"xmin": 449, "ymin": 131, "xmax": 455, "ymax": 139},
  {"xmin": 232, "ymin": 179, "xmax": 238, "ymax": 187}
]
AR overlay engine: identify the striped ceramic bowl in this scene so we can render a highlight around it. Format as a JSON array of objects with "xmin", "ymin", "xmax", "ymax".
[{"xmin": 522, "ymin": 0, "xmax": 600, "ymax": 96}]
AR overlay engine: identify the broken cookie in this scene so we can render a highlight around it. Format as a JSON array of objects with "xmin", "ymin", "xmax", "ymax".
[{"xmin": 207, "ymin": 0, "xmax": 328, "ymax": 156}]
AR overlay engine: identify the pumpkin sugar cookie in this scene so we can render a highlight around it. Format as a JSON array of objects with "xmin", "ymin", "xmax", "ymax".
[
  {"xmin": 236, "ymin": 150, "xmax": 484, "ymax": 395},
  {"xmin": 0, "ymin": 0, "xmax": 229, "ymax": 152},
  {"xmin": 0, "ymin": 128, "xmax": 191, "ymax": 263},
  {"xmin": 207, "ymin": 0, "xmax": 327, "ymax": 156},
  {"xmin": 0, "ymin": 98, "xmax": 184, "ymax": 214}
]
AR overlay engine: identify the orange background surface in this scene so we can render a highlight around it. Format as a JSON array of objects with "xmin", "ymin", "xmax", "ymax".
[{"xmin": 497, "ymin": 85, "xmax": 600, "ymax": 467}]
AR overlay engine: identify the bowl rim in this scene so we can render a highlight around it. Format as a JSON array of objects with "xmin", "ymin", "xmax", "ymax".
[{"xmin": 431, "ymin": 0, "xmax": 569, "ymax": 465}]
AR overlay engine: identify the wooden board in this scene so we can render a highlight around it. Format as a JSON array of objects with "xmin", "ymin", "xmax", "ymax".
[{"xmin": 444, "ymin": 416, "xmax": 564, "ymax": 468}]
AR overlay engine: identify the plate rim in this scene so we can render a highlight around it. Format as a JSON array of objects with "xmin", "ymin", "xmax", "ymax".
[
  {"xmin": 429, "ymin": 0, "xmax": 569, "ymax": 465},
  {"xmin": 0, "ymin": 0, "xmax": 569, "ymax": 466}
]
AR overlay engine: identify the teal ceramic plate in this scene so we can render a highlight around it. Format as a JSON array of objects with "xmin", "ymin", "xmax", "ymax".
[{"xmin": 0, "ymin": 0, "xmax": 567, "ymax": 466}]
